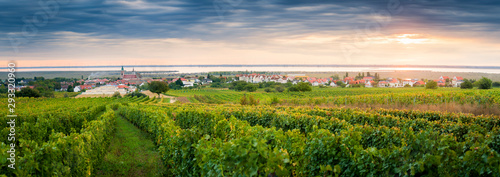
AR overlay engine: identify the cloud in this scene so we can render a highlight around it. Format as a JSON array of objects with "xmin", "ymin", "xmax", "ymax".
[{"xmin": 0, "ymin": 0, "xmax": 499, "ymax": 65}]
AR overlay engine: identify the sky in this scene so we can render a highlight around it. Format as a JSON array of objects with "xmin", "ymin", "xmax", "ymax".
[{"xmin": 1, "ymin": 0, "xmax": 499, "ymax": 67}]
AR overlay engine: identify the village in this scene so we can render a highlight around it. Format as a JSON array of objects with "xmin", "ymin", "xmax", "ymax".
[{"xmin": 12, "ymin": 66, "xmax": 466, "ymax": 97}]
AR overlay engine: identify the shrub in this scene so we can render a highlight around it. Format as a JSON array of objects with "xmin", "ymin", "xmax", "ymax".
[
  {"xmin": 460, "ymin": 80, "xmax": 473, "ymax": 89},
  {"xmin": 289, "ymin": 82, "xmax": 312, "ymax": 92},
  {"xmin": 478, "ymin": 77, "xmax": 492, "ymax": 89},
  {"xmin": 245, "ymin": 84, "xmax": 257, "ymax": 92},
  {"xmin": 426, "ymin": 81, "xmax": 438, "ymax": 89},
  {"xmin": 17, "ymin": 87, "xmax": 41, "ymax": 98},
  {"xmin": 493, "ymin": 82, "xmax": 500, "ymax": 87},
  {"xmin": 112, "ymin": 91, "xmax": 122, "ymax": 98},
  {"xmin": 264, "ymin": 88, "xmax": 273, "ymax": 93},
  {"xmin": 126, "ymin": 92, "xmax": 147, "ymax": 98}
]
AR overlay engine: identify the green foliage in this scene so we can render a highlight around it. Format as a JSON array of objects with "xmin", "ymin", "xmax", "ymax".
[
  {"xmin": 17, "ymin": 87, "xmax": 41, "ymax": 97},
  {"xmin": 275, "ymin": 86, "xmax": 285, "ymax": 92},
  {"xmin": 240, "ymin": 95, "xmax": 259, "ymax": 105},
  {"xmin": 478, "ymin": 77, "xmax": 492, "ymax": 89},
  {"xmin": 289, "ymin": 82, "xmax": 312, "ymax": 92},
  {"xmin": 493, "ymin": 82, "xmax": 500, "ymax": 87},
  {"xmin": 126, "ymin": 92, "xmax": 147, "ymax": 98},
  {"xmin": 149, "ymin": 81, "xmax": 170, "ymax": 94},
  {"xmin": 245, "ymin": 84, "xmax": 257, "ymax": 92},
  {"xmin": 175, "ymin": 79, "xmax": 184, "ymax": 87},
  {"xmin": 67, "ymin": 85, "xmax": 74, "ymax": 92},
  {"xmin": 269, "ymin": 97, "xmax": 280, "ymax": 105},
  {"xmin": 0, "ymin": 98, "xmax": 117, "ymax": 176},
  {"xmin": 426, "ymin": 80, "xmax": 438, "ymax": 89},
  {"xmin": 168, "ymin": 82, "xmax": 182, "ymax": 90},
  {"xmin": 112, "ymin": 91, "xmax": 122, "ymax": 98},
  {"xmin": 461, "ymin": 79, "xmax": 473, "ymax": 89},
  {"xmin": 230, "ymin": 81, "xmax": 259, "ymax": 92},
  {"xmin": 116, "ymin": 104, "xmax": 500, "ymax": 177}
]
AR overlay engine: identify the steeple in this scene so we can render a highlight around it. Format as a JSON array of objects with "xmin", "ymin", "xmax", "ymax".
[{"xmin": 121, "ymin": 66, "xmax": 125, "ymax": 78}]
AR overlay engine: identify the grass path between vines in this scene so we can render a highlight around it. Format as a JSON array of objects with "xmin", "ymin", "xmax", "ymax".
[{"xmin": 96, "ymin": 112, "xmax": 165, "ymax": 176}]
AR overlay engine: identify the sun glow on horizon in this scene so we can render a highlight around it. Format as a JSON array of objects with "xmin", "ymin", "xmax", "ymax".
[{"xmin": 393, "ymin": 34, "xmax": 431, "ymax": 44}]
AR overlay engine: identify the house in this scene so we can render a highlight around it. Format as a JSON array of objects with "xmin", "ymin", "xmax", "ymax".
[
  {"xmin": 363, "ymin": 76, "xmax": 375, "ymax": 81},
  {"xmin": 343, "ymin": 77, "xmax": 355, "ymax": 84},
  {"xmin": 414, "ymin": 81, "xmax": 426, "ymax": 86},
  {"xmin": 389, "ymin": 79, "xmax": 401, "ymax": 87},
  {"xmin": 402, "ymin": 79, "xmax": 415, "ymax": 87},
  {"xmin": 202, "ymin": 79, "xmax": 213, "ymax": 84},
  {"xmin": 378, "ymin": 81, "xmax": 388, "ymax": 87},
  {"xmin": 365, "ymin": 81, "xmax": 375, "ymax": 87},
  {"xmin": 452, "ymin": 76, "xmax": 464, "ymax": 87},
  {"xmin": 434, "ymin": 79, "xmax": 446, "ymax": 87},
  {"xmin": 439, "ymin": 76, "xmax": 450, "ymax": 81},
  {"xmin": 80, "ymin": 85, "xmax": 93, "ymax": 90},
  {"xmin": 74, "ymin": 86, "xmax": 81, "ymax": 92},
  {"xmin": 60, "ymin": 85, "xmax": 69, "ymax": 91}
]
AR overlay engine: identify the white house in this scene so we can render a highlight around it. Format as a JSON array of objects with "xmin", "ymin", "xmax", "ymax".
[
  {"xmin": 74, "ymin": 86, "xmax": 81, "ymax": 92},
  {"xmin": 452, "ymin": 76, "xmax": 464, "ymax": 87}
]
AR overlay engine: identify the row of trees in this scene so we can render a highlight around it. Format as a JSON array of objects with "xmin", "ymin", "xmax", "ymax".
[{"xmin": 426, "ymin": 77, "xmax": 494, "ymax": 90}]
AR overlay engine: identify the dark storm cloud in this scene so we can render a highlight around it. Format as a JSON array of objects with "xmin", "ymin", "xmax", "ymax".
[{"xmin": 0, "ymin": 0, "xmax": 499, "ymax": 44}]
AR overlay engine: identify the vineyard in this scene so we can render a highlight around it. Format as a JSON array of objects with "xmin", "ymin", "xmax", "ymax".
[
  {"xmin": 1, "ymin": 88, "xmax": 500, "ymax": 176},
  {"xmin": 166, "ymin": 88, "xmax": 500, "ymax": 106}
]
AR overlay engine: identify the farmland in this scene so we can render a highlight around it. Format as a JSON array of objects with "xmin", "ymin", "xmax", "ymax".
[{"xmin": 1, "ymin": 87, "xmax": 500, "ymax": 176}]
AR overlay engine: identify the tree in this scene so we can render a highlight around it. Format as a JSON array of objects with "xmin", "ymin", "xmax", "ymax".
[
  {"xmin": 54, "ymin": 82, "xmax": 61, "ymax": 91},
  {"xmin": 345, "ymin": 72, "xmax": 349, "ymax": 78},
  {"xmin": 17, "ymin": 87, "xmax": 41, "ymax": 98},
  {"xmin": 149, "ymin": 81, "xmax": 169, "ymax": 96},
  {"xmin": 493, "ymin": 82, "xmax": 500, "ymax": 87},
  {"xmin": 426, "ymin": 80, "xmax": 438, "ymax": 89},
  {"xmin": 289, "ymin": 82, "xmax": 312, "ymax": 92},
  {"xmin": 175, "ymin": 79, "xmax": 184, "ymax": 87},
  {"xmin": 245, "ymin": 84, "xmax": 257, "ymax": 92},
  {"xmin": 297, "ymin": 82, "xmax": 312, "ymax": 91},
  {"xmin": 331, "ymin": 74, "xmax": 340, "ymax": 80},
  {"xmin": 367, "ymin": 72, "xmax": 371, "ymax": 77},
  {"xmin": 66, "ymin": 85, "xmax": 75, "ymax": 92},
  {"xmin": 460, "ymin": 79, "xmax": 473, "ymax": 89},
  {"xmin": 477, "ymin": 77, "xmax": 492, "ymax": 89}
]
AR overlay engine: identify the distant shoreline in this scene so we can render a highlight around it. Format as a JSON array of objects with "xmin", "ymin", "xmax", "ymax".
[{"xmin": 2, "ymin": 64, "xmax": 500, "ymax": 70}]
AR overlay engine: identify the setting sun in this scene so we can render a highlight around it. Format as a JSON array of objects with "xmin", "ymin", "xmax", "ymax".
[{"xmin": 393, "ymin": 34, "xmax": 430, "ymax": 44}]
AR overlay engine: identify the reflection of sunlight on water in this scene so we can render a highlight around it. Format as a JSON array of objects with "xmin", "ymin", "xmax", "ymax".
[{"xmin": 13, "ymin": 66, "xmax": 500, "ymax": 74}]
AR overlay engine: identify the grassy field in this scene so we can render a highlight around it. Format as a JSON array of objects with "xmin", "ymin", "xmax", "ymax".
[{"xmin": 96, "ymin": 112, "xmax": 165, "ymax": 177}]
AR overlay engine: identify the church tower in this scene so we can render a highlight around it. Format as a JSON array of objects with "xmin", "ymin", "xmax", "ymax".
[{"xmin": 121, "ymin": 66, "xmax": 124, "ymax": 77}]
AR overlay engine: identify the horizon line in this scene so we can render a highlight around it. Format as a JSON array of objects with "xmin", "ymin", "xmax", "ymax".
[{"xmin": 2, "ymin": 64, "xmax": 500, "ymax": 70}]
